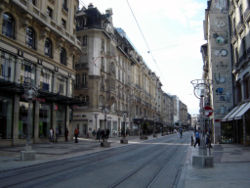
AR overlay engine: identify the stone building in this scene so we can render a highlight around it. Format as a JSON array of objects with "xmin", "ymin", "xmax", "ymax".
[
  {"xmin": 221, "ymin": 0, "xmax": 250, "ymax": 145},
  {"xmin": 74, "ymin": 4, "xmax": 170, "ymax": 137},
  {"xmin": 0, "ymin": 0, "xmax": 81, "ymax": 145},
  {"xmin": 202, "ymin": 0, "xmax": 234, "ymax": 143},
  {"xmin": 179, "ymin": 100, "xmax": 188, "ymax": 126}
]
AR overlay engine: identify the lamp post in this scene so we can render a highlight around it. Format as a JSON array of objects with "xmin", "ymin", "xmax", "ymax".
[
  {"xmin": 20, "ymin": 77, "xmax": 37, "ymax": 160},
  {"xmin": 191, "ymin": 79, "xmax": 213, "ymax": 168}
]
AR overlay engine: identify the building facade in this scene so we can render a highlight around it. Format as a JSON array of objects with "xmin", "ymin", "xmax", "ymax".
[
  {"xmin": 202, "ymin": 0, "xmax": 250, "ymax": 144},
  {"xmin": 0, "ymin": 0, "xmax": 81, "ymax": 145},
  {"xmin": 221, "ymin": 0, "xmax": 250, "ymax": 145},
  {"xmin": 202, "ymin": 0, "xmax": 234, "ymax": 143},
  {"xmin": 74, "ymin": 4, "xmax": 187, "ymax": 137}
]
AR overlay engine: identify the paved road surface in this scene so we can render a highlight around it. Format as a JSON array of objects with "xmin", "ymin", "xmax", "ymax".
[{"xmin": 0, "ymin": 132, "xmax": 191, "ymax": 188}]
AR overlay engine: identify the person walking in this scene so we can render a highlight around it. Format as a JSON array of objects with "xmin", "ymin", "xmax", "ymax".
[
  {"xmin": 96, "ymin": 128, "xmax": 101, "ymax": 141},
  {"xmin": 65, "ymin": 128, "xmax": 69, "ymax": 141},
  {"xmin": 55, "ymin": 127, "xmax": 59, "ymax": 142},
  {"xmin": 74, "ymin": 127, "xmax": 79, "ymax": 143},
  {"xmin": 49, "ymin": 127, "xmax": 54, "ymax": 143},
  {"xmin": 194, "ymin": 130, "xmax": 200, "ymax": 147},
  {"xmin": 179, "ymin": 128, "xmax": 183, "ymax": 138}
]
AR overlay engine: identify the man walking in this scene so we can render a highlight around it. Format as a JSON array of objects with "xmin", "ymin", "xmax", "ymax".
[
  {"xmin": 194, "ymin": 130, "xmax": 200, "ymax": 147},
  {"xmin": 74, "ymin": 128, "xmax": 79, "ymax": 143}
]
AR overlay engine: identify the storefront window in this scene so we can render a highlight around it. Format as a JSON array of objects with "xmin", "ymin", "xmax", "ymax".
[
  {"xmin": 40, "ymin": 68, "xmax": 52, "ymax": 92},
  {"xmin": 56, "ymin": 104, "xmax": 65, "ymax": 136},
  {"xmin": 0, "ymin": 96, "xmax": 13, "ymax": 139},
  {"xmin": 39, "ymin": 103, "xmax": 51, "ymax": 138},
  {"xmin": 20, "ymin": 60, "xmax": 35, "ymax": 86},
  {"xmin": 0, "ymin": 51, "xmax": 15, "ymax": 82},
  {"xmin": 57, "ymin": 75, "xmax": 67, "ymax": 96},
  {"xmin": 19, "ymin": 101, "xmax": 34, "ymax": 139}
]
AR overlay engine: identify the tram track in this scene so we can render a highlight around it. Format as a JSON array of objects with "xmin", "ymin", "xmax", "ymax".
[{"xmin": 108, "ymin": 135, "xmax": 188, "ymax": 188}]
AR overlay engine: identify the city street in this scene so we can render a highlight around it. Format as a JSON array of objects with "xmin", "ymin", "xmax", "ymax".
[{"xmin": 0, "ymin": 133, "xmax": 190, "ymax": 188}]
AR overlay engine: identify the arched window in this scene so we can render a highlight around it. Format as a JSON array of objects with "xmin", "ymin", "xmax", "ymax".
[
  {"xmin": 26, "ymin": 27, "xmax": 36, "ymax": 49},
  {"xmin": 60, "ymin": 47, "xmax": 67, "ymax": 65},
  {"xmin": 2, "ymin": 13, "xmax": 15, "ymax": 39},
  {"xmin": 44, "ymin": 38, "xmax": 53, "ymax": 58}
]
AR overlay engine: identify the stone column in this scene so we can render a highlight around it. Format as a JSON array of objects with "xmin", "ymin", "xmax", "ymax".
[
  {"xmin": 66, "ymin": 105, "xmax": 71, "ymax": 140},
  {"xmin": 15, "ymin": 58, "xmax": 22, "ymax": 83},
  {"xmin": 12, "ymin": 95, "xmax": 20, "ymax": 145},
  {"xmin": 52, "ymin": 103, "xmax": 57, "ymax": 132},
  {"xmin": 33, "ymin": 100, "xmax": 40, "ymax": 143}
]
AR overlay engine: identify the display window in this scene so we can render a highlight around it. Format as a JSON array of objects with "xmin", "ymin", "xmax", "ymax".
[
  {"xmin": 39, "ymin": 103, "xmax": 51, "ymax": 138},
  {"xmin": 0, "ymin": 96, "xmax": 13, "ymax": 139},
  {"xmin": 19, "ymin": 101, "xmax": 34, "ymax": 139}
]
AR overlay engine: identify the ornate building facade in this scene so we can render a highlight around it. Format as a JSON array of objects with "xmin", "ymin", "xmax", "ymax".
[
  {"xmin": 73, "ymin": 4, "xmax": 184, "ymax": 137},
  {"xmin": 202, "ymin": 0, "xmax": 250, "ymax": 144},
  {"xmin": 0, "ymin": 0, "xmax": 81, "ymax": 145}
]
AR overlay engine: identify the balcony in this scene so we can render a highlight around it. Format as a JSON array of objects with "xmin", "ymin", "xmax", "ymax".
[{"xmin": 75, "ymin": 63, "xmax": 88, "ymax": 70}]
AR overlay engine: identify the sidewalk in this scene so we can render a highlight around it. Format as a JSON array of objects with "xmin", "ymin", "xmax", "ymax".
[
  {"xmin": 0, "ymin": 134, "xmax": 157, "ymax": 172},
  {"xmin": 178, "ymin": 144, "xmax": 250, "ymax": 188}
]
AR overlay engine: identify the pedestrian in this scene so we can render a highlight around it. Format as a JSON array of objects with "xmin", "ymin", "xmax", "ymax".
[
  {"xmin": 96, "ymin": 128, "xmax": 101, "ymax": 141},
  {"xmin": 74, "ymin": 127, "xmax": 79, "ymax": 143},
  {"xmin": 105, "ymin": 129, "xmax": 110, "ymax": 139},
  {"xmin": 65, "ymin": 127, "xmax": 69, "ymax": 141},
  {"xmin": 179, "ymin": 128, "xmax": 183, "ymax": 138},
  {"xmin": 55, "ymin": 126, "xmax": 59, "ymax": 142},
  {"xmin": 100, "ymin": 129, "xmax": 105, "ymax": 142},
  {"xmin": 206, "ymin": 131, "xmax": 212, "ymax": 149},
  {"xmin": 49, "ymin": 127, "xmax": 54, "ymax": 142},
  {"xmin": 92, "ymin": 129, "xmax": 96, "ymax": 137},
  {"xmin": 194, "ymin": 130, "xmax": 200, "ymax": 147}
]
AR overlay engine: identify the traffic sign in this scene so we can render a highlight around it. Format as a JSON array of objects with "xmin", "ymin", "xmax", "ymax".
[{"xmin": 204, "ymin": 106, "xmax": 213, "ymax": 117}]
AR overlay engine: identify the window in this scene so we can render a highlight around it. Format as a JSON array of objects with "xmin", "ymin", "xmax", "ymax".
[
  {"xmin": 40, "ymin": 68, "xmax": 52, "ymax": 92},
  {"xmin": 75, "ymin": 74, "xmax": 80, "ymax": 88},
  {"xmin": 82, "ymin": 73, "xmax": 87, "ymax": 88},
  {"xmin": 82, "ymin": 35, "xmax": 87, "ymax": 46},
  {"xmin": 239, "ymin": 5, "xmax": 244, "ymax": 23},
  {"xmin": 47, "ymin": 7, "xmax": 53, "ymax": 19},
  {"xmin": 2, "ymin": 13, "xmax": 15, "ymax": 39},
  {"xmin": 60, "ymin": 47, "xmax": 67, "ymax": 65},
  {"xmin": 62, "ymin": 19, "xmax": 66, "ymax": 29},
  {"xmin": 26, "ymin": 27, "xmax": 36, "ymax": 49},
  {"xmin": 243, "ymin": 75, "xmax": 249, "ymax": 100},
  {"xmin": 63, "ymin": 0, "xmax": 68, "ymax": 11},
  {"xmin": 32, "ymin": 0, "xmax": 37, "ymax": 6},
  {"xmin": 236, "ymin": 81, "xmax": 242, "ymax": 103},
  {"xmin": 242, "ymin": 37, "xmax": 247, "ymax": 58},
  {"xmin": 44, "ymin": 38, "xmax": 53, "ymax": 58}
]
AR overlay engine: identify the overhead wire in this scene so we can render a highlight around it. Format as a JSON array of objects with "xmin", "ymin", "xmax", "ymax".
[{"xmin": 125, "ymin": 0, "xmax": 168, "ymax": 86}]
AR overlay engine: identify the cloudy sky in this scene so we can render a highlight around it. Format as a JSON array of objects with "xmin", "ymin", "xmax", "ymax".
[{"xmin": 79, "ymin": 0, "xmax": 207, "ymax": 115}]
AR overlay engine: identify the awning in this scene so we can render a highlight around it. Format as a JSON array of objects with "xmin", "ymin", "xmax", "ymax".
[
  {"xmin": 234, "ymin": 102, "xmax": 250, "ymax": 120},
  {"xmin": 228, "ymin": 103, "xmax": 248, "ymax": 121},
  {"xmin": 221, "ymin": 105, "xmax": 240, "ymax": 122},
  {"xmin": 222, "ymin": 102, "xmax": 250, "ymax": 122}
]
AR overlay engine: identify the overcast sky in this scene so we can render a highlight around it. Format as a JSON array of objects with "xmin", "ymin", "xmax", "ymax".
[{"xmin": 79, "ymin": 0, "xmax": 207, "ymax": 115}]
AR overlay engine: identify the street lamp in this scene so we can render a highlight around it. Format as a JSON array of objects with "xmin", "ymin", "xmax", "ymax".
[
  {"xmin": 191, "ymin": 79, "xmax": 213, "ymax": 168},
  {"xmin": 20, "ymin": 77, "xmax": 38, "ymax": 161}
]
